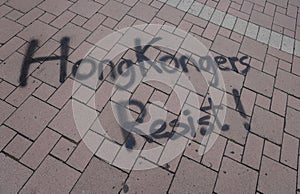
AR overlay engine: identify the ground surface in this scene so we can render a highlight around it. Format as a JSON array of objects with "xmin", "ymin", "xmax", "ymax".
[{"xmin": 0, "ymin": 0, "xmax": 300, "ymax": 193}]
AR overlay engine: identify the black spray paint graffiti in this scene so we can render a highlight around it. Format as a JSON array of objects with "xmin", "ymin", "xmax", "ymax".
[{"xmin": 19, "ymin": 37, "xmax": 251, "ymax": 149}]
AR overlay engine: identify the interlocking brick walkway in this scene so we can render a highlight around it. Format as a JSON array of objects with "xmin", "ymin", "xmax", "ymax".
[{"xmin": 0, "ymin": 0, "xmax": 300, "ymax": 193}]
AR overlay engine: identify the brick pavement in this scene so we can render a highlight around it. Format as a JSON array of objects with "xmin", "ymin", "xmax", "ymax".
[{"xmin": 0, "ymin": 0, "xmax": 300, "ymax": 193}]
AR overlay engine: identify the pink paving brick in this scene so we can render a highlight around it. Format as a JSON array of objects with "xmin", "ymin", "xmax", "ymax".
[
  {"xmin": 17, "ymin": 7, "xmax": 44, "ymax": 26},
  {"xmin": 6, "ymin": 0, "xmax": 43, "ymax": 13},
  {"xmin": 285, "ymin": 107, "xmax": 300, "ymax": 138},
  {"xmin": 170, "ymin": 157, "xmax": 217, "ymax": 193},
  {"xmin": 157, "ymin": 4, "xmax": 185, "ymax": 25},
  {"xmin": 99, "ymin": 0, "xmax": 130, "ymax": 20},
  {"xmin": 251, "ymin": 106, "xmax": 284, "ymax": 145},
  {"xmin": 49, "ymin": 99, "xmax": 97, "ymax": 142},
  {"xmin": 215, "ymin": 157, "xmax": 258, "ymax": 194},
  {"xmin": 241, "ymin": 1, "xmax": 254, "ymax": 14},
  {"xmin": 0, "ymin": 80, "xmax": 15, "ymax": 100},
  {"xmin": 264, "ymin": 2, "xmax": 276, "ymax": 16},
  {"xmin": 255, "ymin": 94, "xmax": 271, "ymax": 109},
  {"xmin": 258, "ymin": 156, "xmax": 297, "ymax": 194},
  {"xmin": 242, "ymin": 133, "xmax": 264, "ymax": 170},
  {"xmin": 278, "ymin": 59, "xmax": 292, "ymax": 72},
  {"xmin": 39, "ymin": 0, "xmax": 72, "ymax": 16},
  {"xmin": 0, "ymin": 153, "xmax": 32, "ymax": 193},
  {"xmin": 0, "ymin": 125, "xmax": 16, "ymax": 151},
  {"xmin": 33, "ymin": 82, "xmax": 56, "ymax": 101},
  {"xmin": 211, "ymin": 35, "xmax": 240, "ymax": 56},
  {"xmin": 20, "ymin": 128, "xmax": 60, "ymax": 169},
  {"xmin": 53, "ymin": 23, "xmax": 91, "ymax": 49},
  {"xmin": 122, "ymin": 162, "xmax": 173, "ymax": 193},
  {"xmin": 240, "ymin": 37, "xmax": 267, "ymax": 61},
  {"xmin": 237, "ymin": 87, "xmax": 256, "ymax": 116},
  {"xmin": 201, "ymin": 134, "xmax": 227, "ymax": 171},
  {"xmin": 217, "ymin": 0, "xmax": 230, "ymax": 12},
  {"xmin": 0, "ymin": 36, "xmax": 25, "ymax": 60},
  {"xmin": 202, "ymin": 23, "xmax": 219, "ymax": 41},
  {"xmin": 51, "ymin": 137, "xmax": 76, "ymax": 161},
  {"xmin": 48, "ymin": 78, "xmax": 79, "ymax": 109},
  {"xmin": 184, "ymin": 140, "xmax": 203, "ymax": 162},
  {"xmin": 71, "ymin": 157, "xmax": 127, "ymax": 194},
  {"xmin": 0, "ymin": 17, "xmax": 23, "ymax": 43},
  {"xmin": 263, "ymin": 54, "xmax": 278, "ymax": 76},
  {"xmin": 130, "ymin": 83, "xmax": 154, "ymax": 113},
  {"xmin": 128, "ymin": 2, "xmax": 158, "ymax": 23},
  {"xmin": 0, "ymin": 100, "xmax": 16, "ymax": 125},
  {"xmin": 20, "ymin": 155, "xmax": 80, "ymax": 194},
  {"xmin": 292, "ymin": 56, "xmax": 300, "ymax": 76},
  {"xmin": 288, "ymin": 95, "xmax": 300, "ymax": 111},
  {"xmin": 271, "ymin": 89, "xmax": 287, "ymax": 116},
  {"xmin": 165, "ymin": 85, "xmax": 189, "ymax": 115},
  {"xmin": 274, "ymin": 12, "xmax": 296, "ymax": 31},
  {"xmin": 67, "ymin": 130, "xmax": 103, "ymax": 171},
  {"xmin": 245, "ymin": 67, "xmax": 274, "ymax": 97},
  {"xmin": 224, "ymin": 140, "xmax": 243, "ymax": 162},
  {"xmin": 281, "ymin": 132, "xmax": 298, "ymax": 169},
  {"xmin": 149, "ymin": 89, "xmax": 168, "ymax": 107},
  {"xmin": 87, "ymin": 81, "xmax": 115, "ymax": 111},
  {"xmin": 4, "ymin": 134, "xmax": 32, "ymax": 159},
  {"xmin": 275, "ymin": 69, "xmax": 300, "ymax": 98},
  {"xmin": 250, "ymin": 10, "xmax": 273, "ymax": 29},
  {"xmin": 19, "ymin": 20, "xmax": 58, "ymax": 45},
  {"xmin": 263, "ymin": 140, "xmax": 280, "ymax": 161},
  {"xmin": 50, "ymin": 10, "xmax": 76, "ymax": 29},
  {"xmin": 69, "ymin": 0, "xmax": 102, "ymax": 18},
  {"xmin": 220, "ymin": 107, "xmax": 249, "ymax": 145},
  {"xmin": 6, "ymin": 76, "xmax": 41, "ymax": 107}
]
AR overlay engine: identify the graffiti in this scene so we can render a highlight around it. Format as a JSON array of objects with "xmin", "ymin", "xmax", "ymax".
[
  {"xmin": 18, "ymin": 36, "xmax": 251, "ymax": 150},
  {"xmin": 19, "ymin": 37, "xmax": 250, "ymax": 88}
]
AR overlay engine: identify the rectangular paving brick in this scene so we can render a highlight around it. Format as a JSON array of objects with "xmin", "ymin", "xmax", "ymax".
[
  {"xmin": 258, "ymin": 156, "xmax": 297, "ymax": 194},
  {"xmin": 124, "ymin": 159, "xmax": 173, "ymax": 192},
  {"xmin": 240, "ymin": 37, "xmax": 267, "ymax": 61},
  {"xmin": 38, "ymin": 0, "xmax": 72, "ymax": 16},
  {"xmin": 48, "ymin": 78, "xmax": 79, "ymax": 109},
  {"xmin": 51, "ymin": 137, "xmax": 76, "ymax": 162},
  {"xmin": 0, "ymin": 125, "xmax": 16, "ymax": 151},
  {"xmin": 271, "ymin": 89, "xmax": 287, "ymax": 116},
  {"xmin": 19, "ymin": 20, "xmax": 57, "ymax": 45},
  {"xmin": 274, "ymin": 12, "xmax": 296, "ymax": 31},
  {"xmin": 0, "ymin": 36, "xmax": 25, "ymax": 60},
  {"xmin": 250, "ymin": 10, "xmax": 273, "ymax": 29},
  {"xmin": 71, "ymin": 157, "xmax": 127, "ymax": 194},
  {"xmin": 245, "ymin": 67, "xmax": 274, "ymax": 97},
  {"xmin": 285, "ymin": 107, "xmax": 300, "ymax": 138},
  {"xmin": 201, "ymin": 134, "xmax": 227, "ymax": 171},
  {"xmin": 276, "ymin": 68, "xmax": 300, "ymax": 98},
  {"xmin": 129, "ymin": 2, "xmax": 158, "ymax": 22},
  {"xmin": 157, "ymin": 4, "xmax": 185, "ymax": 25},
  {"xmin": 6, "ymin": 76, "xmax": 41, "ymax": 107},
  {"xmin": 211, "ymin": 35, "xmax": 240, "ymax": 56},
  {"xmin": 281, "ymin": 132, "xmax": 298, "ymax": 169},
  {"xmin": 49, "ymin": 100, "xmax": 97, "ymax": 142},
  {"xmin": 170, "ymin": 157, "xmax": 217, "ymax": 193},
  {"xmin": 68, "ymin": 130, "xmax": 103, "ymax": 171},
  {"xmin": 242, "ymin": 133, "xmax": 264, "ymax": 170},
  {"xmin": 215, "ymin": 157, "xmax": 258, "ymax": 194},
  {"xmin": 20, "ymin": 156, "xmax": 80, "ymax": 194},
  {"xmin": 251, "ymin": 106, "xmax": 284, "ymax": 145},
  {"xmin": 4, "ymin": 134, "xmax": 32, "ymax": 159},
  {"xmin": 224, "ymin": 140, "xmax": 243, "ymax": 162},
  {"xmin": 0, "ymin": 18, "xmax": 23, "ymax": 44},
  {"xmin": 0, "ymin": 153, "xmax": 32, "ymax": 194},
  {"xmin": 20, "ymin": 128, "xmax": 60, "ymax": 169},
  {"xmin": 99, "ymin": 0, "xmax": 130, "ymax": 20}
]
